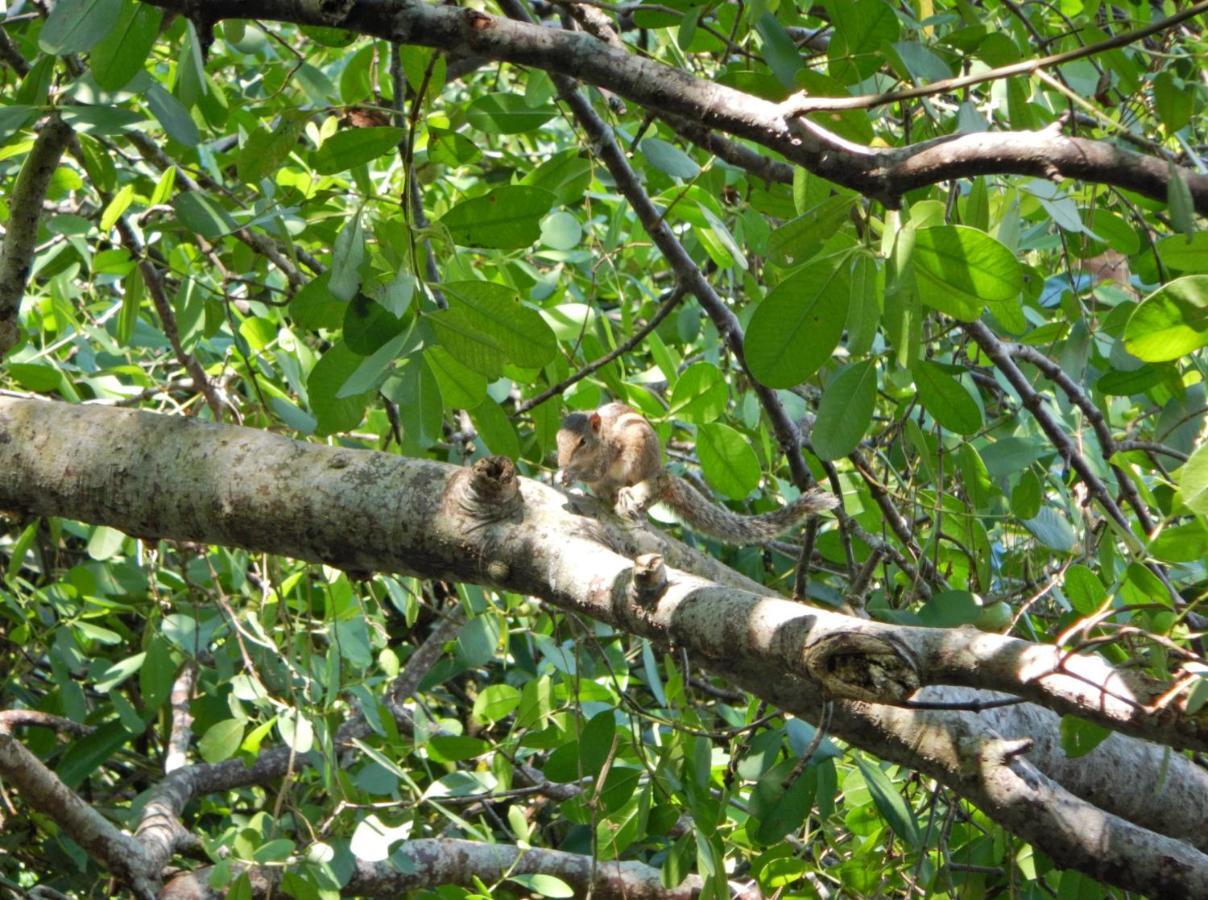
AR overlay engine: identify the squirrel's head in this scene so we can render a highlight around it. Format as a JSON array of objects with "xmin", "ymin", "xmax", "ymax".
[{"xmin": 556, "ymin": 411, "xmax": 605, "ymax": 483}]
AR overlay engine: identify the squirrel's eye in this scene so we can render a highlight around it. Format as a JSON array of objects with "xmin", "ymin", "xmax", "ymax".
[{"xmin": 577, "ymin": 437, "xmax": 586, "ymax": 448}]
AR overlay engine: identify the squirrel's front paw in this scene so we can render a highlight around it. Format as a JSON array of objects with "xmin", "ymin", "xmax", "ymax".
[{"xmin": 615, "ymin": 486, "xmax": 645, "ymax": 520}]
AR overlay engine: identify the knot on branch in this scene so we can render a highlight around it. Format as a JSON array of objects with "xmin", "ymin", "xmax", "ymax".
[
  {"xmin": 445, "ymin": 456, "xmax": 523, "ymax": 524},
  {"xmin": 803, "ymin": 631, "xmax": 920, "ymax": 702},
  {"xmin": 629, "ymin": 553, "xmax": 667, "ymax": 608},
  {"xmin": 318, "ymin": 0, "xmax": 356, "ymax": 24}
]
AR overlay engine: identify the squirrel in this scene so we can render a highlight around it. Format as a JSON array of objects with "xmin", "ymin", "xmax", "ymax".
[{"xmin": 556, "ymin": 402, "xmax": 838, "ymax": 544}]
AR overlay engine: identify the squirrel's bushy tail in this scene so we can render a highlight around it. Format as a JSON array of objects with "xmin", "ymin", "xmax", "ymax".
[{"xmin": 660, "ymin": 475, "xmax": 838, "ymax": 544}]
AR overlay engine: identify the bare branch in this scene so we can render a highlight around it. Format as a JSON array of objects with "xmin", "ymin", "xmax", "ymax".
[
  {"xmin": 0, "ymin": 118, "xmax": 73, "ymax": 359},
  {"xmin": 780, "ymin": 1, "xmax": 1208, "ymax": 116},
  {"xmin": 0, "ymin": 733, "xmax": 157, "ymax": 899},
  {"xmin": 134, "ymin": 0, "xmax": 1208, "ymax": 213}
]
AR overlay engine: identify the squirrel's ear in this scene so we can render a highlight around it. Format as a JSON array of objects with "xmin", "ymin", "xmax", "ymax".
[{"xmin": 589, "ymin": 412, "xmax": 601, "ymax": 432}]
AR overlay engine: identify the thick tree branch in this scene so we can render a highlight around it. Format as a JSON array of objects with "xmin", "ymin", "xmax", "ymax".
[
  {"xmin": 0, "ymin": 733, "xmax": 158, "ymax": 899},
  {"xmin": 2, "ymin": 396, "xmax": 1208, "ymax": 890},
  {"xmin": 3, "ymin": 402, "xmax": 1202, "ymax": 752},
  {"xmin": 0, "ymin": 117, "xmax": 72, "ymax": 359},
  {"xmin": 134, "ymin": 0, "xmax": 1208, "ymax": 213},
  {"xmin": 160, "ymin": 838, "xmax": 734, "ymax": 899}
]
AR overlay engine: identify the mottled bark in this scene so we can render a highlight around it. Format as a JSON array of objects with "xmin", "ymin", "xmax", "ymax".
[
  {"xmin": 1, "ymin": 397, "xmax": 1207, "ymax": 896},
  {"xmin": 134, "ymin": 0, "xmax": 1208, "ymax": 213}
]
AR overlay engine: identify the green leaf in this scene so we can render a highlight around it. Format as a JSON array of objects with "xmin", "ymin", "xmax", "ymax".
[
  {"xmin": 308, "ymin": 342, "xmax": 373, "ymax": 435},
  {"xmin": 89, "ymin": 0, "xmax": 162, "ymax": 90},
  {"xmin": 755, "ymin": 12, "xmax": 802, "ymax": 87},
  {"xmin": 1153, "ymin": 73, "xmax": 1192, "ymax": 135},
  {"xmin": 56, "ymin": 722, "xmax": 134, "ymax": 788},
  {"xmin": 1023, "ymin": 507, "xmax": 1075, "ymax": 553},
  {"xmin": 423, "ymin": 346, "xmax": 487, "ymax": 409},
  {"xmin": 1179, "ymin": 442, "xmax": 1208, "ymax": 516},
  {"xmin": 443, "ymin": 281, "xmax": 557, "ymax": 370},
  {"xmin": 540, "ymin": 210, "xmax": 581, "ymax": 250},
  {"xmin": 1167, "ymin": 165, "xmax": 1195, "ymax": 236},
  {"xmin": 139, "ymin": 637, "xmax": 176, "ymax": 712},
  {"xmin": 238, "ymin": 119, "xmax": 305, "ymax": 184},
  {"xmin": 918, "ymin": 590, "xmax": 981, "ymax": 628},
  {"xmin": 813, "ymin": 360, "xmax": 877, "ymax": 460},
  {"xmin": 745, "ymin": 256, "xmax": 852, "ymax": 388},
  {"xmin": 0, "ymin": 105, "xmax": 37, "ymax": 146},
  {"xmin": 312, "ymin": 127, "xmax": 404, "ymax": 175},
  {"xmin": 912, "ymin": 360, "xmax": 982, "ymax": 434},
  {"xmin": 383, "ymin": 358, "xmax": 443, "ymax": 451},
  {"xmin": 472, "ymin": 684, "xmax": 521, "ymax": 724},
  {"xmin": 912, "ymin": 225, "xmax": 1021, "ymax": 320},
  {"xmin": 1097, "ymin": 365, "xmax": 1166, "ymax": 396},
  {"xmin": 749, "ymin": 759, "xmax": 815, "ymax": 845},
  {"xmin": 1124, "ymin": 276, "xmax": 1208, "ymax": 362},
  {"xmin": 428, "ymin": 735, "xmax": 490, "ymax": 763},
  {"xmin": 1149, "ymin": 521, "xmax": 1208, "ymax": 564},
  {"xmin": 174, "ymin": 191, "xmax": 238, "ymax": 239},
  {"xmin": 767, "ymin": 195, "xmax": 854, "ymax": 266},
  {"xmin": 579, "ymin": 710, "xmax": 616, "ymax": 777},
  {"xmin": 429, "ymin": 309, "xmax": 506, "ymax": 378},
  {"xmin": 344, "ymin": 293, "xmax": 404, "ymax": 355},
  {"xmin": 641, "ymin": 137, "xmax": 701, "ymax": 180},
  {"xmin": 329, "ymin": 213, "xmax": 365, "ymax": 301},
  {"xmin": 1059, "ymin": 715, "xmax": 1110, "ymax": 758},
  {"xmin": 846, "ymin": 254, "xmax": 881, "ymax": 355},
  {"xmin": 696, "ymin": 422, "xmax": 762, "ymax": 500},
  {"xmin": 468, "ymin": 400, "xmax": 520, "ymax": 458},
  {"xmin": 1156, "ymin": 233, "xmax": 1208, "ymax": 274},
  {"xmin": 291, "ymin": 272, "xmax": 344, "ymax": 331},
  {"xmin": 440, "ymin": 185, "xmax": 554, "ymax": 249},
  {"xmin": 466, "ymin": 93, "xmax": 556, "ymax": 135},
  {"xmin": 87, "ymin": 525, "xmax": 126, "ymax": 560},
  {"xmin": 40, "ymin": 0, "xmax": 122, "ymax": 55},
  {"xmin": 7, "ymin": 362, "xmax": 65, "ymax": 393},
  {"xmin": 1010, "ymin": 469, "xmax": 1042, "ymax": 519},
  {"xmin": 93, "ymin": 651, "xmax": 145, "ymax": 692},
  {"xmin": 145, "ymin": 83, "xmax": 199, "ymax": 146},
  {"xmin": 253, "ymin": 838, "xmax": 295, "ymax": 864},
  {"xmin": 668, "ymin": 362, "xmax": 729, "ymax": 424},
  {"xmin": 199, "ymin": 718, "xmax": 246, "ymax": 763},
  {"xmin": 508, "ymin": 874, "xmax": 574, "ymax": 898},
  {"xmin": 58, "ymin": 105, "xmax": 145, "ymax": 135},
  {"xmin": 1063, "ymin": 565, "xmax": 1106, "ymax": 615},
  {"xmin": 856, "ymin": 759, "xmax": 921, "ymax": 848},
  {"xmin": 826, "ymin": 0, "xmax": 901, "ymax": 83}
]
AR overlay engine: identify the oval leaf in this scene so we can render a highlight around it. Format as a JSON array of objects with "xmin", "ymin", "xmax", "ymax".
[
  {"xmin": 745, "ymin": 256, "xmax": 851, "ymax": 388},
  {"xmin": 1123, "ymin": 275, "xmax": 1208, "ymax": 362},
  {"xmin": 696, "ymin": 422, "xmax": 762, "ymax": 499},
  {"xmin": 443, "ymin": 281, "xmax": 557, "ymax": 369},
  {"xmin": 913, "ymin": 225, "xmax": 1021, "ymax": 320},
  {"xmin": 40, "ymin": 0, "xmax": 122, "ymax": 55},
  {"xmin": 440, "ymin": 185, "xmax": 554, "ymax": 250},
  {"xmin": 813, "ymin": 360, "xmax": 877, "ymax": 460},
  {"xmin": 912, "ymin": 360, "xmax": 982, "ymax": 434},
  {"xmin": 90, "ymin": 0, "xmax": 162, "ymax": 90},
  {"xmin": 313, "ymin": 127, "xmax": 405, "ymax": 175},
  {"xmin": 199, "ymin": 719, "xmax": 245, "ymax": 763}
]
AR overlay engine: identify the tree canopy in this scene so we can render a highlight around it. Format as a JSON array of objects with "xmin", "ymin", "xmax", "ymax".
[{"xmin": 1, "ymin": 0, "xmax": 1207, "ymax": 898}]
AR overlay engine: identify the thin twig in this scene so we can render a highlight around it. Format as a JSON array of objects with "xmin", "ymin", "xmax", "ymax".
[
  {"xmin": 781, "ymin": 1, "xmax": 1208, "ymax": 115},
  {"xmin": 514, "ymin": 285, "xmax": 688, "ymax": 415}
]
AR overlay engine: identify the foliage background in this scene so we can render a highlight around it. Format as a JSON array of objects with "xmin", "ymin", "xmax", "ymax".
[{"xmin": 0, "ymin": 0, "xmax": 1207, "ymax": 897}]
